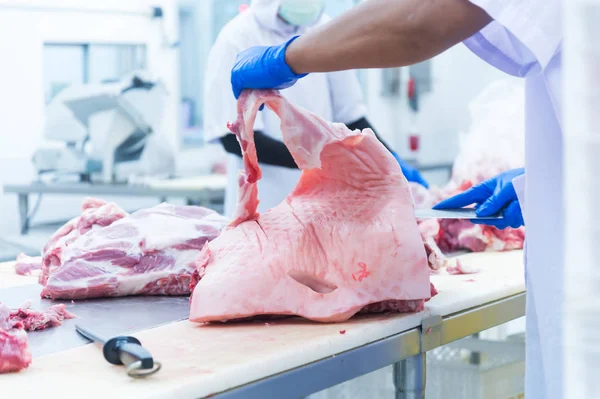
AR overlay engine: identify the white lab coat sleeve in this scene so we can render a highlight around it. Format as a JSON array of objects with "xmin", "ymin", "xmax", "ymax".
[
  {"xmin": 326, "ymin": 70, "xmax": 368, "ymax": 125},
  {"xmin": 203, "ymin": 34, "xmax": 264, "ymax": 144},
  {"xmin": 465, "ymin": 0, "xmax": 562, "ymax": 76}
]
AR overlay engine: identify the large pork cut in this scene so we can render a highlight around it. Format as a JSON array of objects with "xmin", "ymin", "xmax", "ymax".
[
  {"xmin": 40, "ymin": 198, "xmax": 127, "ymax": 286},
  {"xmin": 190, "ymin": 90, "xmax": 432, "ymax": 323},
  {"xmin": 40, "ymin": 201, "xmax": 228, "ymax": 299}
]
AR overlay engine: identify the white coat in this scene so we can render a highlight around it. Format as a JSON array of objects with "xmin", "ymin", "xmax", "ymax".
[
  {"xmin": 204, "ymin": 0, "xmax": 367, "ymax": 217},
  {"xmin": 463, "ymin": 1, "xmax": 563, "ymax": 398}
]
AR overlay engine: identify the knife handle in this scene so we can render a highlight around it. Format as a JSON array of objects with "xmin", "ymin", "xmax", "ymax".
[{"xmin": 103, "ymin": 336, "xmax": 161, "ymax": 378}]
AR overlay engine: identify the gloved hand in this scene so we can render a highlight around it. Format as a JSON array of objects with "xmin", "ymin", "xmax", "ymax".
[
  {"xmin": 231, "ymin": 36, "xmax": 307, "ymax": 100},
  {"xmin": 392, "ymin": 152, "xmax": 429, "ymax": 188},
  {"xmin": 433, "ymin": 168, "xmax": 525, "ymax": 229}
]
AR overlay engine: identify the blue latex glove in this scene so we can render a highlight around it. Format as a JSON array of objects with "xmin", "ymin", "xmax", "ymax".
[
  {"xmin": 433, "ymin": 168, "xmax": 525, "ymax": 229},
  {"xmin": 231, "ymin": 35, "xmax": 307, "ymax": 101},
  {"xmin": 392, "ymin": 152, "xmax": 429, "ymax": 188}
]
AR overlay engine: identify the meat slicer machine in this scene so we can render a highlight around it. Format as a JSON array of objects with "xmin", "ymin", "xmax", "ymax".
[{"xmin": 33, "ymin": 71, "xmax": 175, "ymax": 183}]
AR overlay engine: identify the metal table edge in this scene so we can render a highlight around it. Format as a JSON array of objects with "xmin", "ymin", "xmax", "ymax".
[
  {"xmin": 3, "ymin": 183, "xmax": 225, "ymax": 197},
  {"xmin": 210, "ymin": 291, "xmax": 526, "ymax": 399}
]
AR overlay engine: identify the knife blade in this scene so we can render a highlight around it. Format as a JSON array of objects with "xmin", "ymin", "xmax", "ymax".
[
  {"xmin": 75, "ymin": 324, "xmax": 161, "ymax": 378},
  {"xmin": 415, "ymin": 208, "xmax": 503, "ymax": 220}
]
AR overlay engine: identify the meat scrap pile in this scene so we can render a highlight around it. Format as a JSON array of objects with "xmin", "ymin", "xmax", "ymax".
[
  {"xmin": 9, "ymin": 302, "xmax": 76, "ymax": 332},
  {"xmin": 37, "ymin": 198, "xmax": 228, "ymax": 299},
  {"xmin": 190, "ymin": 90, "xmax": 435, "ymax": 323},
  {"xmin": 0, "ymin": 302, "xmax": 75, "ymax": 373}
]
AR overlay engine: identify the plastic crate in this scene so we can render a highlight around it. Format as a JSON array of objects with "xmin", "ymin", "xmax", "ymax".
[{"xmin": 426, "ymin": 339, "xmax": 525, "ymax": 399}]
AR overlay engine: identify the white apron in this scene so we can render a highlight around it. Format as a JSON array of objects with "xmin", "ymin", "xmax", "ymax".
[{"xmin": 464, "ymin": 1, "xmax": 563, "ymax": 398}]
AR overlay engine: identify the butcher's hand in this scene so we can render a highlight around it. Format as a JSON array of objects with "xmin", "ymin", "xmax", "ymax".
[
  {"xmin": 433, "ymin": 168, "xmax": 525, "ymax": 229},
  {"xmin": 231, "ymin": 36, "xmax": 307, "ymax": 100},
  {"xmin": 392, "ymin": 152, "xmax": 429, "ymax": 188}
]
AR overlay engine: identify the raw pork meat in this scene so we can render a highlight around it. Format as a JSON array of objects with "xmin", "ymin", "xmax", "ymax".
[
  {"xmin": 418, "ymin": 219, "xmax": 448, "ymax": 271},
  {"xmin": 14, "ymin": 253, "xmax": 42, "ymax": 276},
  {"xmin": 0, "ymin": 302, "xmax": 76, "ymax": 373},
  {"xmin": 0, "ymin": 303, "xmax": 31, "ymax": 373},
  {"xmin": 447, "ymin": 259, "xmax": 479, "ymax": 275},
  {"xmin": 9, "ymin": 302, "xmax": 76, "ymax": 331},
  {"xmin": 41, "ymin": 202, "xmax": 228, "ymax": 299},
  {"xmin": 190, "ymin": 90, "xmax": 432, "ymax": 323},
  {"xmin": 40, "ymin": 198, "xmax": 127, "ymax": 286}
]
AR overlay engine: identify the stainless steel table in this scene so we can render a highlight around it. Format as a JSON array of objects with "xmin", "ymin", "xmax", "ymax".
[
  {"xmin": 3, "ymin": 180, "xmax": 226, "ymax": 234},
  {"xmin": 0, "ymin": 251, "xmax": 524, "ymax": 398}
]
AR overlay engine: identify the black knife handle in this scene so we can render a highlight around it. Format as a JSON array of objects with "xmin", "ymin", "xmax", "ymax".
[
  {"xmin": 103, "ymin": 336, "xmax": 152, "ymax": 368},
  {"xmin": 119, "ymin": 342, "xmax": 154, "ymax": 369},
  {"xmin": 102, "ymin": 336, "xmax": 161, "ymax": 378}
]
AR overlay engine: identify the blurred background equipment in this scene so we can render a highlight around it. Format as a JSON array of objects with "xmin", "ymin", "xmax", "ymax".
[
  {"xmin": 0, "ymin": 0, "xmax": 226, "ymax": 249},
  {"xmin": 34, "ymin": 72, "xmax": 175, "ymax": 183}
]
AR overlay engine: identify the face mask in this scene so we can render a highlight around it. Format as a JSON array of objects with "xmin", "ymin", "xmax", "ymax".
[{"xmin": 279, "ymin": 0, "xmax": 325, "ymax": 27}]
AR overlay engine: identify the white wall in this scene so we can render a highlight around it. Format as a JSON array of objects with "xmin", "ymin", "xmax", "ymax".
[
  {"xmin": 0, "ymin": 0, "xmax": 180, "ymax": 236},
  {"xmin": 365, "ymin": 43, "xmax": 521, "ymax": 165}
]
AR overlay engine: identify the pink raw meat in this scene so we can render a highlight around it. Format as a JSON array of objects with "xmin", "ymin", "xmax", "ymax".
[
  {"xmin": 9, "ymin": 303, "xmax": 76, "ymax": 331},
  {"xmin": 0, "ymin": 302, "xmax": 76, "ymax": 374},
  {"xmin": 447, "ymin": 259, "xmax": 480, "ymax": 275},
  {"xmin": 14, "ymin": 253, "xmax": 42, "ymax": 276},
  {"xmin": 190, "ymin": 90, "xmax": 432, "ymax": 323},
  {"xmin": 40, "ymin": 198, "xmax": 127, "ymax": 286},
  {"xmin": 41, "ymin": 202, "xmax": 228, "ymax": 299},
  {"xmin": 0, "ymin": 303, "xmax": 31, "ymax": 373},
  {"xmin": 418, "ymin": 219, "xmax": 448, "ymax": 271}
]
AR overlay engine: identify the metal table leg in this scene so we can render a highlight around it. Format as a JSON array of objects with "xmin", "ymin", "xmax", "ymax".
[
  {"xmin": 393, "ymin": 353, "xmax": 426, "ymax": 399},
  {"xmin": 18, "ymin": 194, "xmax": 29, "ymax": 235},
  {"xmin": 469, "ymin": 333, "xmax": 481, "ymax": 365}
]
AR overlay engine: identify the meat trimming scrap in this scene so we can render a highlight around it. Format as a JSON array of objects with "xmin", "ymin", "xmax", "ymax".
[
  {"xmin": 14, "ymin": 253, "xmax": 42, "ymax": 276},
  {"xmin": 190, "ymin": 89, "xmax": 434, "ymax": 323},
  {"xmin": 9, "ymin": 302, "xmax": 76, "ymax": 332},
  {"xmin": 0, "ymin": 302, "xmax": 75, "ymax": 374},
  {"xmin": 0, "ymin": 303, "xmax": 30, "ymax": 373}
]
